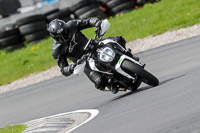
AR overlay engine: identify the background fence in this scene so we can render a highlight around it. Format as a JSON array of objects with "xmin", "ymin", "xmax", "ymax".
[{"xmin": 0, "ymin": 0, "xmax": 160, "ymax": 51}]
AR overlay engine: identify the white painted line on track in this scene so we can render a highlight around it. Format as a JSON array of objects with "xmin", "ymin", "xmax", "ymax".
[
  {"xmin": 23, "ymin": 109, "xmax": 99, "ymax": 133},
  {"xmin": 65, "ymin": 109, "xmax": 99, "ymax": 133}
]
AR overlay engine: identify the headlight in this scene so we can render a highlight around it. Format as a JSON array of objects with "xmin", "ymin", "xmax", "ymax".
[{"xmin": 98, "ymin": 47, "xmax": 115, "ymax": 62}]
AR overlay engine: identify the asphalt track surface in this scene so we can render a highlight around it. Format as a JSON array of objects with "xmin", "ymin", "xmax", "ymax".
[{"xmin": 0, "ymin": 35, "xmax": 200, "ymax": 133}]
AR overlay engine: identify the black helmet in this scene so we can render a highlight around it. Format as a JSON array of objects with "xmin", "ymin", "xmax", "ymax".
[{"xmin": 48, "ymin": 19, "xmax": 69, "ymax": 43}]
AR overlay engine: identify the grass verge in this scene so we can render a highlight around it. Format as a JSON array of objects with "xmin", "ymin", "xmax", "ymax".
[
  {"xmin": 0, "ymin": 125, "xmax": 27, "ymax": 133},
  {"xmin": 0, "ymin": 0, "xmax": 200, "ymax": 85}
]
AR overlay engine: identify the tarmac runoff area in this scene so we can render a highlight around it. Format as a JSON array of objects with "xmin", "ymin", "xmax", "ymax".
[{"xmin": 22, "ymin": 109, "xmax": 99, "ymax": 133}]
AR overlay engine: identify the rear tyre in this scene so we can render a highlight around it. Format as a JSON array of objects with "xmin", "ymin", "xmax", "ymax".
[{"xmin": 121, "ymin": 60, "xmax": 159, "ymax": 87}]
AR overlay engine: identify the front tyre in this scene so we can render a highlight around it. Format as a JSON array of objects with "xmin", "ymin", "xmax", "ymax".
[{"xmin": 121, "ymin": 60, "xmax": 159, "ymax": 87}]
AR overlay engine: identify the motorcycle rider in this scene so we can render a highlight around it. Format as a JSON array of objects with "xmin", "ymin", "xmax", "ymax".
[{"xmin": 48, "ymin": 17, "xmax": 139, "ymax": 93}]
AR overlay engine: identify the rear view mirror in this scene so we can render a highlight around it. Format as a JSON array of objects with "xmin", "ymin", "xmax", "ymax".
[{"xmin": 100, "ymin": 19, "xmax": 110, "ymax": 36}]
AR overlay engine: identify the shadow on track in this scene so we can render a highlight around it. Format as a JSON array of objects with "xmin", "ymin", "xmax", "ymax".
[
  {"xmin": 159, "ymin": 74, "xmax": 186, "ymax": 85},
  {"xmin": 112, "ymin": 74, "xmax": 186, "ymax": 101}
]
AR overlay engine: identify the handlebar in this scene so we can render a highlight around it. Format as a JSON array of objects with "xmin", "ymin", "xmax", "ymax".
[{"xmin": 73, "ymin": 54, "xmax": 89, "ymax": 68}]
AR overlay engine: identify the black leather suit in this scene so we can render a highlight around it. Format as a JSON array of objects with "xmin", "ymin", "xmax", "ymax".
[{"xmin": 52, "ymin": 17, "xmax": 126, "ymax": 89}]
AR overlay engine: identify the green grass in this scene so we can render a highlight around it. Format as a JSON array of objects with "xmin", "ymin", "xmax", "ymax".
[
  {"xmin": 0, "ymin": 39, "xmax": 56, "ymax": 85},
  {"xmin": 0, "ymin": 0, "xmax": 200, "ymax": 85},
  {"xmin": 0, "ymin": 125, "xmax": 27, "ymax": 133},
  {"xmin": 84, "ymin": 0, "xmax": 200, "ymax": 41}
]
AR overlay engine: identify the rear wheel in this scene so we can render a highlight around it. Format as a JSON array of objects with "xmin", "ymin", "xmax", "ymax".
[{"xmin": 121, "ymin": 60, "xmax": 159, "ymax": 87}]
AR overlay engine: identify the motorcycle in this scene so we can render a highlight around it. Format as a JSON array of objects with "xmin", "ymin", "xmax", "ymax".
[{"xmin": 73, "ymin": 19, "xmax": 159, "ymax": 94}]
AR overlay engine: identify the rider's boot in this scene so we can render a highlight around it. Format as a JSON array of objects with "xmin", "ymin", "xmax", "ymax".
[{"xmin": 111, "ymin": 84, "xmax": 119, "ymax": 94}]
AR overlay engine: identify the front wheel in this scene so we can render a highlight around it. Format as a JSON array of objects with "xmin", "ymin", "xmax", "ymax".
[{"xmin": 121, "ymin": 60, "xmax": 159, "ymax": 87}]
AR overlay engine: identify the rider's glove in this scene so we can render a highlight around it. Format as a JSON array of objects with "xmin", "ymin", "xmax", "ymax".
[
  {"xmin": 89, "ymin": 17, "xmax": 102, "ymax": 28},
  {"xmin": 62, "ymin": 64, "xmax": 76, "ymax": 76}
]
